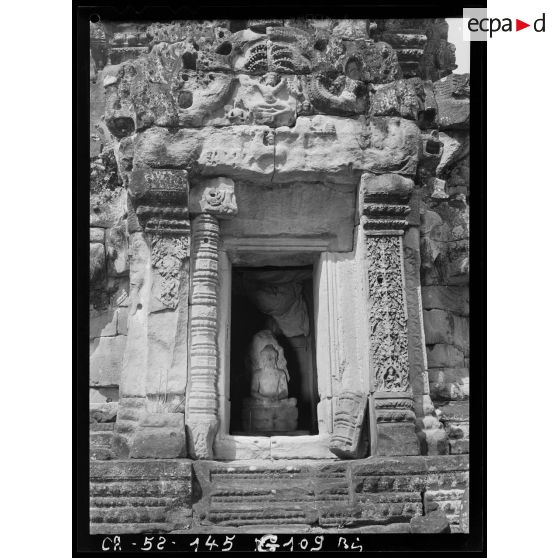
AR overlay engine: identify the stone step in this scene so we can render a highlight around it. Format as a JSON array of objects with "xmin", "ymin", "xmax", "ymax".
[
  {"xmin": 90, "ymin": 496, "xmax": 175, "ymax": 508},
  {"xmin": 90, "ymin": 422, "xmax": 115, "ymax": 432},
  {"xmin": 90, "ymin": 522, "xmax": 171, "ymax": 535},
  {"xmin": 91, "ymin": 506, "xmax": 167, "ymax": 524},
  {"xmin": 89, "ymin": 459, "xmax": 193, "ymax": 533},
  {"xmin": 90, "ymin": 479, "xmax": 187, "ymax": 497}
]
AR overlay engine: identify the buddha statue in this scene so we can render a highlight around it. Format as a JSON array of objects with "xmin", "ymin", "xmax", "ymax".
[{"xmin": 241, "ymin": 330, "xmax": 298, "ymax": 433}]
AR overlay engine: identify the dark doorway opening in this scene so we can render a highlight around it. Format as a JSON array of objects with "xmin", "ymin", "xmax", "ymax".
[{"xmin": 229, "ymin": 265, "xmax": 319, "ymax": 435}]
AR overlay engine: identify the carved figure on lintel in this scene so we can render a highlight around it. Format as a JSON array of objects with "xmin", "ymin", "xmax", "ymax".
[{"xmin": 241, "ymin": 330, "xmax": 298, "ymax": 433}]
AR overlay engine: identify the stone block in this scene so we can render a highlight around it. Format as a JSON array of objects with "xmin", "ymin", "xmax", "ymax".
[
  {"xmin": 452, "ymin": 315, "xmax": 469, "ymax": 355},
  {"xmin": 356, "ymin": 491, "xmax": 423, "ymax": 524},
  {"xmin": 106, "ymin": 223, "xmax": 129, "ymax": 276},
  {"xmin": 438, "ymin": 401, "xmax": 470, "ymax": 422},
  {"xmin": 426, "ymin": 344, "xmax": 464, "ymax": 368},
  {"xmin": 90, "ymin": 387, "xmax": 119, "ymax": 404},
  {"xmin": 90, "ymin": 335, "xmax": 126, "ymax": 387},
  {"xmin": 130, "ymin": 413, "xmax": 187, "ymax": 459},
  {"xmin": 90, "ymin": 227, "xmax": 105, "ymax": 243},
  {"xmin": 90, "ymin": 430, "xmax": 115, "ymax": 460},
  {"xmin": 449, "ymin": 439, "xmax": 469, "ymax": 454},
  {"xmin": 423, "ymin": 309, "xmax": 453, "ymax": 345},
  {"xmin": 376, "ymin": 423, "xmax": 420, "ymax": 456},
  {"xmin": 90, "ymin": 459, "xmax": 193, "ymax": 533},
  {"xmin": 459, "ymin": 488, "xmax": 469, "ymax": 533},
  {"xmin": 90, "ymin": 402, "xmax": 119, "ymax": 423},
  {"xmin": 270, "ymin": 435, "xmax": 336, "ymax": 460},
  {"xmin": 90, "ymin": 187, "xmax": 127, "ymax": 228},
  {"xmin": 134, "ymin": 116, "xmax": 420, "ymax": 184},
  {"xmin": 410, "ymin": 510, "xmax": 451, "ymax": 533},
  {"xmin": 89, "ymin": 307, "xmax": 118, "ymax": 339},
  {"xmin": 433, "ymin": 75, "xmax": 469, "ymax": 130},
  {"xmin": 213, "ymin": 436, "xmax": 272, "ymax": 460},
  {"xmin": 436, "ymin": 98, "xmax": 469, "ymax": 130},
  {"xmin": 430, "ymin": 381, "xmax": 467, "ymax": 402},
  {"xmin": 90, "ymin": 242, "xmax": 106, "ymax": 283},
  {"xmin": 241, "ymin": 398, "xmax": 298, "ymax": 433},
  {"xmin": 116, "ymin": 307, "xmax": 129, "ymax": 335},
  {"xmin": 424, "ymin": 489, "xmax": 464, "ymax": 525}
]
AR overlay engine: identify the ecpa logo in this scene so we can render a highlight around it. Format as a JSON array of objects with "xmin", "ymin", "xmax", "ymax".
[{"xmin": 463, "ymin": 8, "xmax": 546, "ymax": 40}]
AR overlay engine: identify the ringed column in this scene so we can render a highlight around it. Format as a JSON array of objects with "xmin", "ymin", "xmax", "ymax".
[
  {"xmin": 185, "ymin": 178, "xmax": 237, "ymax": 459},
  {"xmin": 360, "ymin": 173, "xmax": 420, "ymax": 456}
]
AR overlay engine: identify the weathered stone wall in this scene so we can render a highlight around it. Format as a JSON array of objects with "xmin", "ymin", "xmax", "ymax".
[
  {"xmin": 418, "ymin": 74, "xmax": 470, "ymax": 455},
  {"xmin": 88, "ymin": 15, "xmax": 470, "ymax": 535}
]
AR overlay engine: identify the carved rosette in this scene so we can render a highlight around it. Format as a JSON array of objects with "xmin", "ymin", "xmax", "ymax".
[
  {"xmin": 360, "ymin": 173, "xmax": 420, "ymax": 456},
  {"xmin": 185, "ymin": 177, "xmax": 237, "ymax": 459}
]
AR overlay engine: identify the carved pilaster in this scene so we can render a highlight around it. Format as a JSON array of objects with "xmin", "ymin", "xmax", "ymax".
[
  {"xmin": 185, "ymin": 178, "xmax": 237, "ymax": 459},
  {"xmin": 360, "ymin": 173, "xmax": 420, "ymax": 456},
  {"xmin": 114, "ymin": 169, "xmax": 190, "ymax": 459}
]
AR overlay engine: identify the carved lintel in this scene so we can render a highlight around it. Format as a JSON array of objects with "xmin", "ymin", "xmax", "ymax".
[
  {"xmin": 190, "ymin": 177, "xmax": 237, "ymax": 219},
  {"xmin": 329, "ymin": 390, "xmax": 368, "ymax": 459}
]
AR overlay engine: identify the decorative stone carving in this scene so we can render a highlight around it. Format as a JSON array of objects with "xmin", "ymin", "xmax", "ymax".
[
  {"xmin": 241, "ymin": 330, "xmax": 298, "ymax": 433},
  {"xmin": 360, "ymin": 173, "xmax": 420, "ymax": 456},
  {"xmin": 307, "ymin": 73, "xmax": 368, "ymax": 116},
  {"xmin": 184, "ymin": 214, "xmax": 221, "ymax": 459},
  {"xmin": 329, "ymin": 390, "xmax": 368, "ymax": 459},
  {"xmin": 150, "ymin": 235, "xmax": 190, "ymax": 309}
]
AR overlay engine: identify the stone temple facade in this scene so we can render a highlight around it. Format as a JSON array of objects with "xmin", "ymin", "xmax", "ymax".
[{"xmin": 89, "ymin": 18, "xmax": 470, "ymax": 534}]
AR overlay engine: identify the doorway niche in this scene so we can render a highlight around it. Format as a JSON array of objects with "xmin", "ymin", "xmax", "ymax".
[{"xmin": 229, "ymin": 265, "xmax": 319, "ymax": 436}]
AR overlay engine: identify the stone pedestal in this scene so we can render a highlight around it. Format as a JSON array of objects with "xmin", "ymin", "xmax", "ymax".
[{"xmin": 241, "ymin": 397, "xmax": 298, "ymax": 433}]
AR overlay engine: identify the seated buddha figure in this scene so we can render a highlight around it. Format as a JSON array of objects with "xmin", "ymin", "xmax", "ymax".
[
  {"xmin": 250, "ymin": 343, "xmax": 289, "ymax": 402},
  {"xmin": 242, "ymin": 330, "xmax": 298, "ymax": 432}
]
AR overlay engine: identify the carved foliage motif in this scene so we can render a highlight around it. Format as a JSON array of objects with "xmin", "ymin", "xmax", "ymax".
[
  {"xmin": 366, "ymin": 235, "xmax": 410, "ymax": 392},
  {"xmin": 151, "ymin": 234, "xmax": 190, "ymax": 309}
]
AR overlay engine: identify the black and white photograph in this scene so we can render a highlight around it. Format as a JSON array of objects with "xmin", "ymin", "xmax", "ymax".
[{"xmin": 83, "ymin": 10, "xmax": 478, "ymax": 544}]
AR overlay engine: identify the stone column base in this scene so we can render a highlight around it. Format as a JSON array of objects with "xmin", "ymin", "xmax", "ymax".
[
  {"xmin": 374, "ymin": 392, "xmax": 420, "ymax": 456},
  {"xmin": 129, "ymin": 413, "xmax": 187, "ymax": 459}
]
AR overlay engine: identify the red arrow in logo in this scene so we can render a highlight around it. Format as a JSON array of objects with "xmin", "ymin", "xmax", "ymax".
[{"xmin": 516, "ymin": 19, "xmax": 531, "ymax": 31}]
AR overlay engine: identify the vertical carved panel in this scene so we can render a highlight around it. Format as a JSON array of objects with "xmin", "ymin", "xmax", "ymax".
[
  {"xmin": 185, "ymin": 214, "xmax": 221, "ymax": 459},
  {"xmin": 366, "ymin": 235, "xmax": 410, "ymax": 392},
  {"xmin": 360, "ymin": 173, "xmax": 420, "ymax": 456}
]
